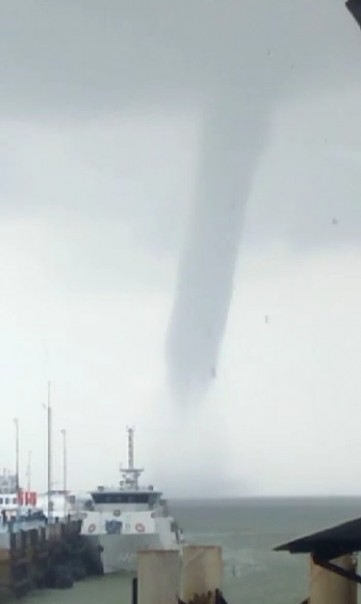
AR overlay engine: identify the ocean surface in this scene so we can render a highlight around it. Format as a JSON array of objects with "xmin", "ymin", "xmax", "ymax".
[{"xmin": 26, "ymin": 498, "xmax": 361, "ymax": 604}]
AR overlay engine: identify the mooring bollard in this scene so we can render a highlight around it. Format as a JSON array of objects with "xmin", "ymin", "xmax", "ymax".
[
  {"xmin": 137, "ymin": 550, "xmax": 181, "ymax": 604},
  {"xmin": 180, "ymin": 545, "xmax": 222, "ymax": 604},
  {"xmin": 309, "ymin": 554, "xmax": 357, "ymax": 604}
]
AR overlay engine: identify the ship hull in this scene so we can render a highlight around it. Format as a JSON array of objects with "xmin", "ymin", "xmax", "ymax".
[{"xmin": 84, "ymin": 533, "xmax": 179, "ymax": 574}]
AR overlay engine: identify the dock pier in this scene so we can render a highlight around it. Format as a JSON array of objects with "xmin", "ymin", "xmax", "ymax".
[{"xmin": 0, "ymin": 517, "xmax": 89, "ymax": 597}]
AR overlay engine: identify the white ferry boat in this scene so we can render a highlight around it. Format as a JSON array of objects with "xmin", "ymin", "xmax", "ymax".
[
  {"xmin": 80, "ymin": 427, "xmax": 184, "ymax": 574},
  {"xmin": 0, "ymin": 471, "xmax": 40, "ymax": 521},
  {"xmin": 0, "ymin": 471, "xmax": 89, "ymax": 524}
]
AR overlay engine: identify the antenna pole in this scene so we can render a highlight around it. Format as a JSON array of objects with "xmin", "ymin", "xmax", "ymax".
[{"xmin": 47, "ymin": 381, "xmax": 52, "ymax": 521}]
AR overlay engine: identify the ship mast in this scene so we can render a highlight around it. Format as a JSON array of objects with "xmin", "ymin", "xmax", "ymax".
[
  {"xmin": 128, "ymin": 426, "xmax": 134, "ymax": 469},
  {"xmin": 120, "ymin": 427, "xmax": 143, "ymax": 489}
]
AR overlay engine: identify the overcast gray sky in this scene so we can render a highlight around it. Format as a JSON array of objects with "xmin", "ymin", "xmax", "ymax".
[{"xmin": 0, "ymin": 1, "xmax": 361, "ymax": 496}]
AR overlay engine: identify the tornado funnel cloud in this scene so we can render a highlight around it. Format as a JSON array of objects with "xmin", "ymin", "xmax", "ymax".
[{"xmin": 166, "ymin": 96, "xmax": 268, "ymax": 402}]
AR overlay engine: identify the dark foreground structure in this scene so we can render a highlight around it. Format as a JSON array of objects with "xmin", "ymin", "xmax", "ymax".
[
  {"xmin": 346, "ymin": 0, "xmax": 361, "ymax": 29},
  {"xmin": 131, "ymin": 546, "xmax": 227, "ymax": 604},
  {"xmin": 275, "ymin": 516, "xmax": 361, "ymax": 604},
  {"xmin": 0, "ymin": 517, "xmax": 93, "ymax": 597}
]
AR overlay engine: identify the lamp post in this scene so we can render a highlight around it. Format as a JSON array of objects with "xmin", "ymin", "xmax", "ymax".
[
  {"xmin": 45, "ymin": 381, "xmax": 52, "ymax": 521},
  {"xmin": 26, "ymin": 451, "xmax": 32, "ymax": 492},
  {"xmin": 13, "ymin": 418, "xmax": 20, "ymax": 518},
  {"xmin": 13, "ymin": 418, "xmax": 19, "ymax": 492},
  {"xmin": 61, "ymin": 429, "xmax": 67, "ymax": 517}
]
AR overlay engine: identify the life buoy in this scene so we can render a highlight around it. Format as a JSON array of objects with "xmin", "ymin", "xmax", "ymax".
[
  {"xmin": 88, "ymin": 523, "xmax": 96, "ymax": 534},
  {"xmin": 135, "ymin": 523, "xmax": 145, "ymax": 533}
]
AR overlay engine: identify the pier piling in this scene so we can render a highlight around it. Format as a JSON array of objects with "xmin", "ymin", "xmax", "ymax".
[
  {"xmin": 180, "ymin": 546, "xmax": 222, "ymax": 604},
  {"xmin": 135, "ymin": 546, "xmax": 224, "ymax": 604},
  {"xmin": 275, "ymin": 516, "xmax": 361, "ymax": 604},
  {"xmin": 309, "ymin": 554, "xmax": 357, "ymax": 604},
  {"xmin": 137, "ymin": 550, "xmax": 181, "ymax": 604}
]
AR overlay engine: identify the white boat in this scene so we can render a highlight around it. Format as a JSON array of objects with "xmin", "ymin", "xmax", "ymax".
[
  {"xmin": 0, "ymin": 471, "xmax": 49, "ymax": 539},
  {"xmin": 36, "ymin": 490, "xmax": 93, "ymax": 520},
  {"xmin": 0, "ymin": 471, "xmax": 39, "ymax": 520},
  {"xmin": 80, "ymin": 427, "xmax": 184, "ymax": 574},
  {"xmin": 0, "ymin": 470, "xmax": 93, "ymax": 526}
]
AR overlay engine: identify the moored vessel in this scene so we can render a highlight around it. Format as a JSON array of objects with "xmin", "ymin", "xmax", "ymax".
[{"xmin": 80, "ymin": 427, "xmax": 184, "ymax": 574}]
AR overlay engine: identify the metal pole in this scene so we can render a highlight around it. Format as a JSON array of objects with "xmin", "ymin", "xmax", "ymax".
[
  {"xmin": 26, "ymin": 451, "xmax": 32, "ymax": 492},
  {"xmin": 47, "ymin": 381, "xmax": 52, "ymax": 521},
  {"xmin": 127, "ymin": 426, "xmax": 134, "ymax": 469},
  {"xmin": 13, "ymin": 418, "xmax": 20, "ymax": 519},
  {"xmin": 13, "ymin": 418, "xmax": 19, "ymax": 493},
  {"xmin": 61, "ymin": 428, "xmax": 67, "ymax": 517}
]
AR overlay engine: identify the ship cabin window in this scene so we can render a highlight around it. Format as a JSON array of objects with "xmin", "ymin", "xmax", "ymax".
[
  {"xmin": 84, "ymin": 499, "xmax": 95, "ymax": 511},
  {"xmin": 91, "ymin": 492, "xmax": 160, "ymax": 506},
  {"xmin": 0, "ymin": 498, "xmax": 3, "ymax": 504},
  {"xmin": 12, "ymin": 498, "xmax": 17, "ymax": 504},
  {"xmin": 5, "ymin": 498, "xmax": 9, "ymax": 505}
]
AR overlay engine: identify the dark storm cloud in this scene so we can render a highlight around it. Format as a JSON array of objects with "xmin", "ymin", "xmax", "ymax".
[
  {"xmin": 0, "ymin": 0, "xmax": 358, "ymax": 118},
  {"xmin": 0, "ymin": 1, "xmax": 360, "ymax": 399},
  {"xmin": 0, "ymin": 0, "xmax": 359, "ymax": 236}
]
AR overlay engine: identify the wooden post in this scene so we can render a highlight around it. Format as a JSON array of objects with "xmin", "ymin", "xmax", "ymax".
[
  {"xmin": 132, "ymin": 576, "xmax": 138, "ymax": 604},
  {"xmin": 137, "ymin": 550, "xmax": 181, "ymax": 604},
  {"xmin": 310, "ymin": 555, "xmax": 357, "ymax": 604},
  {"xmin": 180, "ymin": 545, "xmax": 222, "ymax": 604}
]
